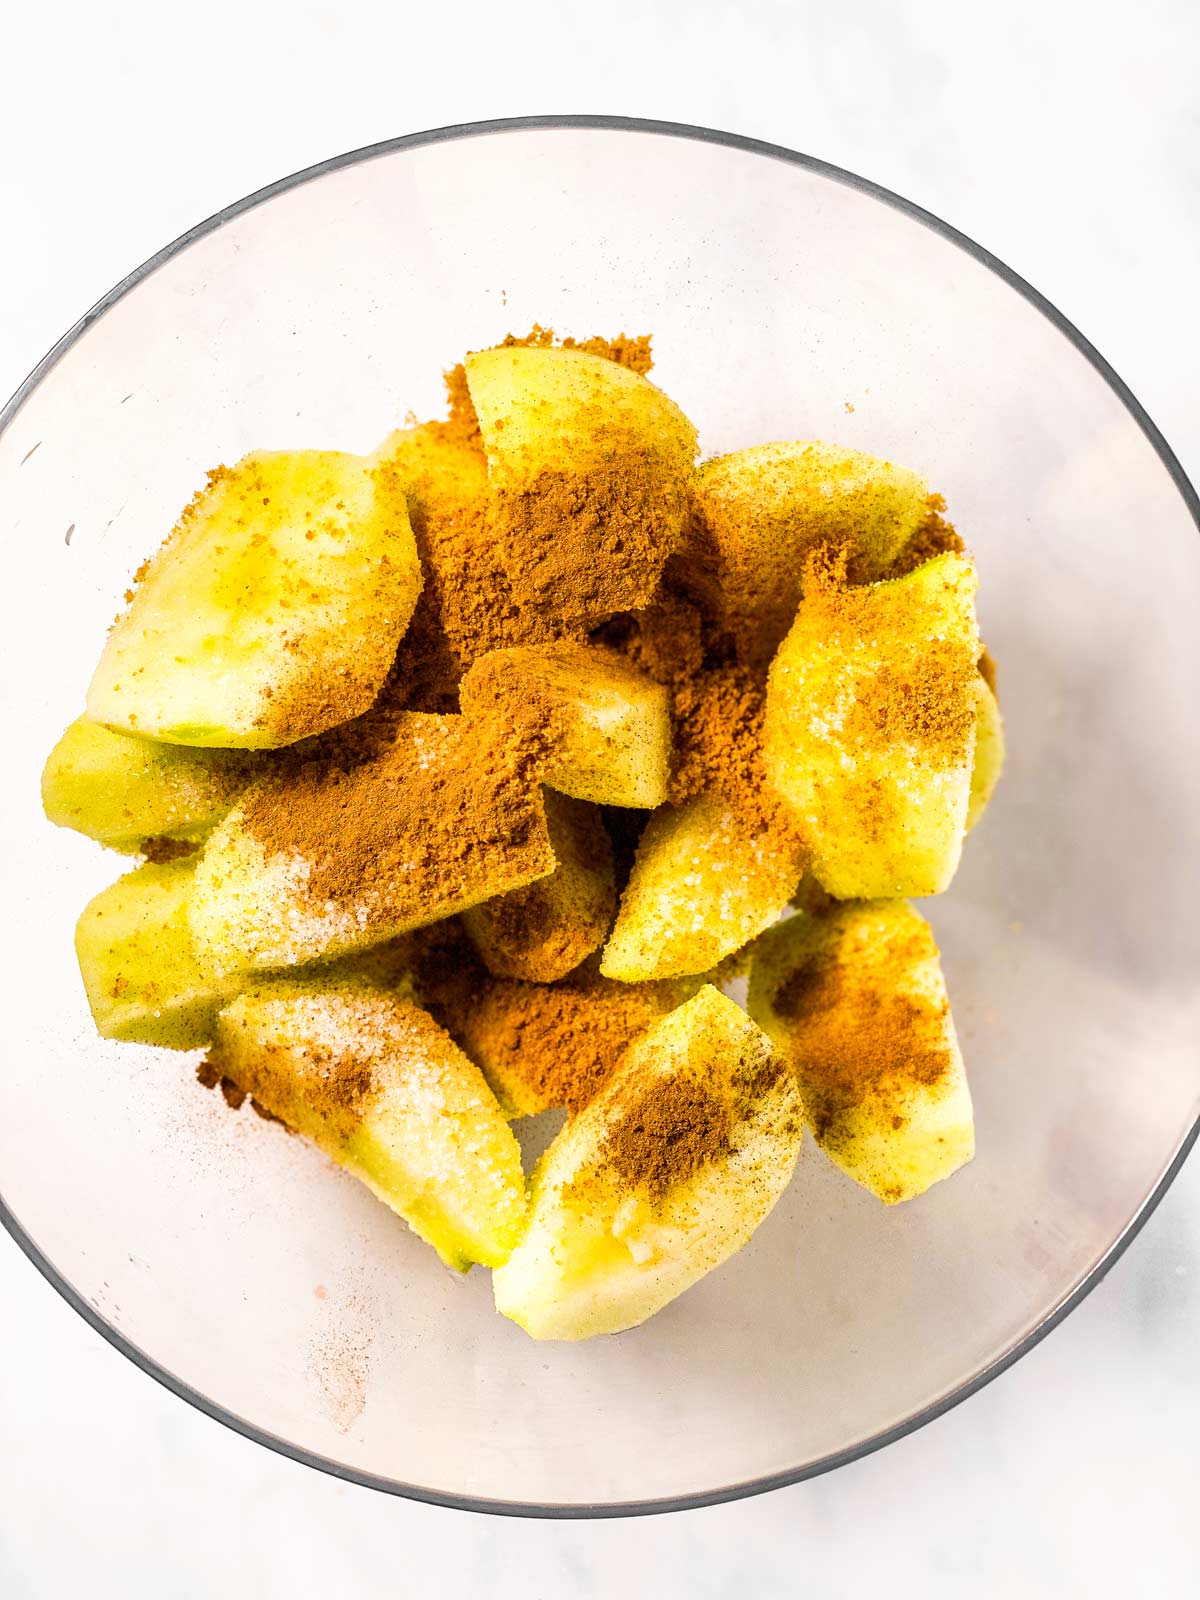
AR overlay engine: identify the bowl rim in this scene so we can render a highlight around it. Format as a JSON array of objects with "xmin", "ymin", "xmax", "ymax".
[{"xmin": 2, "ymin": 113, "xmax": 1198, "ymax": 1521}]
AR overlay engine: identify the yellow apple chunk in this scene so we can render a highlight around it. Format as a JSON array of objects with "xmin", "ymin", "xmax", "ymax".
[
  {"xmin": 689, "ymin": 441, "xmax": 931, "ymax": 669},
  {"xmin": 370, "ymin": 421, "xmax": 488, "ymax": 502},
  {"xmin": 492, "ymin": 987, "xmax": 802, "ymax": 1338},
  {"xmin": 87, "ymin": 450, "xmax": 422, "ymax": 748},
  {"xmin": 42, "ymin": 715, "xmax": 250, "ymax": 851},
  {"xmin": 465, "ymin": 345, "xmax": 698, "ymax": 625},
  {"xmin": 460, "ymin": 642, "xmax": 672, "ymax": 808},
  {"xmin": 600, "ymin": 792, "xmax": 807, "ymax": 981},
  {"xmin": 748, "ymin": 899, "xmax": 974, "ymax": 1203},
  {"xmin": 764, "ymin": 552, "xmax": 980, "ymax": 899},
  {"xmin": 212, "ymin": 982, "xmax": 526, "ymax": 1269},
  {"xmin": 189, "ymin": 714, "xmax": 554, "ymax": 974},
  {"xmin": 967, "ymin": 674, "xmax": 1005, "ymax": 831},
  {"xmin": 75, "ymin": 859, "xmax": 238, "ymax": 1048}
]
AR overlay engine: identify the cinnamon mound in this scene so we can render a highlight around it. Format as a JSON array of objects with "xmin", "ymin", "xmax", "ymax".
[{"xmin": 456, "ymin": 960, "xmax": 695, "ymax": 1118}]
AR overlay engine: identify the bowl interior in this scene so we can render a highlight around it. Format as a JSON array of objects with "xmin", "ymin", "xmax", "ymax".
[{"xmin": 2, "ymin": 123, "xmax": 1198, "ymax": 1511}]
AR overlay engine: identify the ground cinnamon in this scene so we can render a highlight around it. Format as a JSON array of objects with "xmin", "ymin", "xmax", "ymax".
[
  {"xmin": 570, "ymin": 998, "xmax": 788, "ymax": 1201},
  {"xmin": 597, "ymin": 1074, "xmax": 733, "ymax": 1199},
  {"xmin": 237, "ymin": 712, "xmax": 556, "ymax": 952},
  {"xmin": 595, "ymin": 583, "xmax": 806, "ymax": 851},
  {"xmin": 376, "ymin": 426, "xmax": 562, "ymax": 710},
  {"xmin": 382, "ymin": 329, "xmax": 658, "ymax": 708},
  {"xmin": 489, "ymin": 450, "xmax": 690, "ymax": 630},
  {"xmin": 455, "ymin": 960, "xmax": 691, "ymax": 1116},
  {"xmin": 196, "ymin": 1052, "xmax": 287, "ymax": 1126}
]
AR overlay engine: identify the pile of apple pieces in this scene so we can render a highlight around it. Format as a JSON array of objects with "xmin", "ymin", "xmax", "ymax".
[{"xmin": 44, "ymin": 343, "xmax": 1003, "ymax": 1341}]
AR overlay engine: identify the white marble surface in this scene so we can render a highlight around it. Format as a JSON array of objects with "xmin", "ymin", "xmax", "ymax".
[{"xmin": 2, "ymin": 1, "xmax": 1197, "ymax": 1592}]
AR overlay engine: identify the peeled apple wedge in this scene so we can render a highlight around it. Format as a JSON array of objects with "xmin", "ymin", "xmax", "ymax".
[
  {"xmin": 463, "ymin": 791, "xmax": 617, "ymax": 982},
  {"xmin": 600, "ymin": 792, "xmax": 807, "ymax": 981},
  {"xmin": 42, "ymin": 715, "xmax": 249, "ymax": 851},
  {"xmin": 764, "ymin": 552, "xmax": 981, "ymax": 899},
  {"xmin": 189, "ymin": 714, "xmax": 555, "ymax": 974},
  {"xmin": 211, "ymin": 982, "xmax": 527, "ymax": 1270},
  {"xmin": 465, "ymin": 345, "xmax": 698, "ymax": 624},
  {"xmin": 967, "ymin": 674, "xmax": 1005, "ymax": 831},
  {"xmin": 460, "ymin": 643, "xmax": 672, "ymax": 808},
  {"xmin": 748, "ymin": 899, "xmax": 974, "ymax": 1203},
  {"xmin": 492, "ymin": 986, "xmax": 802, "ymax": 1338},
  {"xmin": 74, "ymin": 859, "xmax": 237, "ymax": 1048},
  {"xmin": 87, "ymin": 450, "xmax": 422, "ymax": 748},
  {"xmin": 690, "ymin": 441, "xmax": 930, "ymax": 670}
]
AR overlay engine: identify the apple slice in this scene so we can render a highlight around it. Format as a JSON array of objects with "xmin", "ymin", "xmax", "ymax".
[
  {"xmin": 211, "ymin": 981, "xmax": 526, "ymax": 1269},
  {"xmin": 464, "ymin": 345, "xmax": 697, "ymax": 624},
  {"xmin": 967, "ymin": 673, "xmax": 1005, "ymax": 831},
  {"xmin": 689, "ymin": 441, "xmax": 931, "ymax": 669},
  {"xmin": 748, "ymin": 899, "xmax": 974, "ymax": 1203},
  {"xmin": 43, "ymin": 715, "xmax": 250, "ymax": 851},
  {"xmin": 460, "ymin": 642, "xmax": 672, "ymax": 808},
  {"xmin": 87, "ymin": 450, "xmax": 422, "ymax": 748},
  {"xmin": 189, "ymin": 713, "xmax": 555, "ymax": 974},
  {"xmin": 463, "ymin": 792, "xmax": 616, "ymax": 983},
  {"xmin": 492, "ymin": 986, "xmax": 802, "ymax": 1339},
  {"xmin": 600, "ymin": 792, "xmax": 807, "ymax": 982},
  {"xmin": 764, "ymin": 551, "xmax": 980, "ymax": 899},
  {"xmin": 75, "ymin": 859, "xmax": 238, "ymax": 1048}
]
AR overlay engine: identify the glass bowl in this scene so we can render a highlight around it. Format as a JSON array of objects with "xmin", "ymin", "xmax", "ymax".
[{"xmin": 2, "ymin": 117, "xmax": 1197, "ymax": 1517}]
